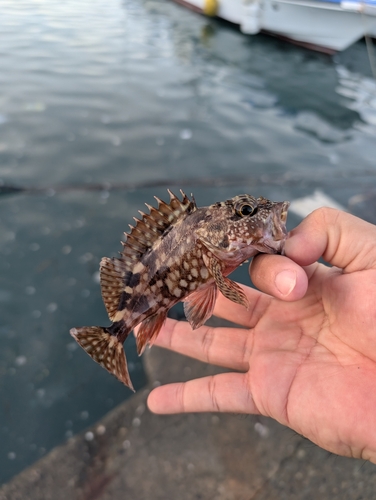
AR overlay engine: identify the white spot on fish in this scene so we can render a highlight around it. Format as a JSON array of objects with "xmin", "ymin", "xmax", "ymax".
[
  {"xmin": 113, "ymin": 310, "xmax": 125, "ymax": 322},
  {"xmin": 200, "ymin": 268, "xmax": 209, "ymax": 279},
  {"xmin": 191, "ymin": 268, "xmax": 198, "ymax": 278},
  {"xmin": 165, "ymin": 278, "xmax": 174, "ymax": 292},
  {"xmin": 133, "ymin": 262, "xmax": 145, "ymax": 273}
]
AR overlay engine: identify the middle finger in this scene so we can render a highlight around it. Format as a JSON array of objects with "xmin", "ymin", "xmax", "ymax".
[{"xmin": 151, "ymin": 318, "xmax": 251, "ymax": 372}]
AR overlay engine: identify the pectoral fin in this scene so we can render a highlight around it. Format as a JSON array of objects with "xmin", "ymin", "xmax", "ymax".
[
  {"xmin": 206, "ymin": 256, "xmax": 249, "ymax": 309},
  {"xmin": 183, "ymin": 283, "xmax": 217, "ymax": 330}
]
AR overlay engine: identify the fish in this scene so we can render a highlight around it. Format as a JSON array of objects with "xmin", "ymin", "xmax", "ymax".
[{"xmin": 70, "ymin": 190, "xmax": 289, "ymax": 390}]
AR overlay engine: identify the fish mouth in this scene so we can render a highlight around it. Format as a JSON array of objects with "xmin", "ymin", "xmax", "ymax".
[{"xmin": 263, "ymin": 239, "xmax": 286, "ymax": 255}]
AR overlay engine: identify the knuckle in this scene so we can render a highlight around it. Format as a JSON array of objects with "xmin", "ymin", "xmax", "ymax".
[
  {"xmin": 309, "ymin": 207, "xmax": 339, "ymax": 228},
  {"xmin": 176, "ymin": 383, "xmax": 186, "ymax": 413},
  {"xmin": 207, "ymin": 376, "xmax": 220, "ymax": 412},
  {"xmin": 200, "ymin": 326, "xmax": 215, "ymax": 362}
]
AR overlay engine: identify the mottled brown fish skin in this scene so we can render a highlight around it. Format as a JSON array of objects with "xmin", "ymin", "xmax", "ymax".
[{"xmin": 70, "ymin": 190, "xmax": 289, "ymax": 390}]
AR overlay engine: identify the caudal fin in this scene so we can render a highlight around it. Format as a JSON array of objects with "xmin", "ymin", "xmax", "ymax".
[{"xmin": 70, "ymin": 326, "xmax": 134, "ymax": 391}]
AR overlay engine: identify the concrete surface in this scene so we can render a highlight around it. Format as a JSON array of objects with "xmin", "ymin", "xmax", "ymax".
[{"xmin": 1, "ymin": 331, "xmax": 376, "ymax": 500}]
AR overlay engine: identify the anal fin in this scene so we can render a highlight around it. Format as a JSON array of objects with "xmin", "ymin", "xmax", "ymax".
[
  {"xmin": 183, "ymin": 283, "xmax": 217, "ymax": 330},
  {"xmin": 136, "ymin": 312, "xmax": 167, "ymax": 355},
  {"xmin": 70, "ymin": 326, "xmax": 134, "ymax": 391}
]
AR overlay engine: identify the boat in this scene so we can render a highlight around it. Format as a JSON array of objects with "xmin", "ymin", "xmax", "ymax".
[{"xmin": 171, "ymin": 0, "xmax": 376, "ymax": 53}]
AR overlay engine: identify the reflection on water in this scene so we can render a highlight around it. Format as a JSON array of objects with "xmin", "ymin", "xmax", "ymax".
[
  {"xmin": 336, "ymin": 65, "xmax": 376, "ymax": 126},
  {"xmin": 0, "ymin": 0, "xmax": 376, "ymax": 485}
]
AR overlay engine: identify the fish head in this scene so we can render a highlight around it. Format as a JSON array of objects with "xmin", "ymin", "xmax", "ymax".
[{"xmin": 196, "ymin": 194, "xmax": 290, "ymax": 265}]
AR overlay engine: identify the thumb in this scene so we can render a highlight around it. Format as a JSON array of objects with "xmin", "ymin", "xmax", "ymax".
[{"xmin": 285, "ymin": 207, "xmax": 376, "ymax": 272}]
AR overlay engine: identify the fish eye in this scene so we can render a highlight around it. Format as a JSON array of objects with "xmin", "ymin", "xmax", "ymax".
[{"xmin": 236, "ymin": 203, "xmax": 257, "ymax": 217}]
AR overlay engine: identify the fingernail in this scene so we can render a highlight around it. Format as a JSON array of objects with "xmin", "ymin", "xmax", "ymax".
[{"xmin": 275, "ymin": 270, "xmax": 297, "ymax": 296}]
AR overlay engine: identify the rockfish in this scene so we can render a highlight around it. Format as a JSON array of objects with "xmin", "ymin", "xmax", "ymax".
[{"xmin": 70, "ymin": 191, "xmax": 289, "ymax": 390}]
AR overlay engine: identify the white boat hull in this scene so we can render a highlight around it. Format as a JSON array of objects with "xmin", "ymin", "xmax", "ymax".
[
  {"xmin": 257, "ymin": 0, "xmax": 376, "ymax": 51},
  {"xmin": 172, "ymin": 0, "xmax": 376, "ymax": 52}
]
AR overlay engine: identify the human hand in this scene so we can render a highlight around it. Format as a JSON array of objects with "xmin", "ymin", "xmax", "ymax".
[{"xmin": 147, "ymin": 208, "xmax": 376, "ymax": 463}]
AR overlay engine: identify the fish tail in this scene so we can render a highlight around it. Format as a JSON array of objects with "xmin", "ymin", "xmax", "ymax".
[{"xmin": 70, "ymin": 325, "xmax": 134, "ymax": 391}]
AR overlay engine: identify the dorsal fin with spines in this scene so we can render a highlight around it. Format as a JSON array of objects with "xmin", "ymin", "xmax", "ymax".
[
  {"xmin": 99, "ymin": 190, "xmax": 197, "ymax": 320},
  {"xmin": 119, "ymin": 189, "xmax": 196, "ymax": 271}
]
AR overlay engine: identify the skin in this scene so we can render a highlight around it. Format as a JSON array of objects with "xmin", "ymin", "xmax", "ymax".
[{"xmin": 146, "ymin": 207, "xmax": 376, "ymax": 463}]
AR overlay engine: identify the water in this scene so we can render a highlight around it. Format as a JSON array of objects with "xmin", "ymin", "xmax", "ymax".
[{"xmin": 1, "ymin": 0, "xmax": 376, "ymax": 485}]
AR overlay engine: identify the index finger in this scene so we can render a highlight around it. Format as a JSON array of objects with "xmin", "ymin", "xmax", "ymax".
[
  {"xmin": 285, "ymin": 208, "xmax": 376, "ymax": 272},
  {"xmin": 147, "ymin": 372, "xmax": 260, "ymax": 414},
  {"xmin": 148, "ymin": 318, "xmax": 251, "ymax": 372}
]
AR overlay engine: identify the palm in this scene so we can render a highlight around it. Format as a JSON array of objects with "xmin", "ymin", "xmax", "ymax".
[{"xmin": 245, "ymin": 265, "xmax": 376, "ymax": 460}]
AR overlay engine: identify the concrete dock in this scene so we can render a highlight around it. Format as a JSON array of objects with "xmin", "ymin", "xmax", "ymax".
[{"xmin": 1, "ymin": 321, "xmax": 376, "ymax": 500}]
